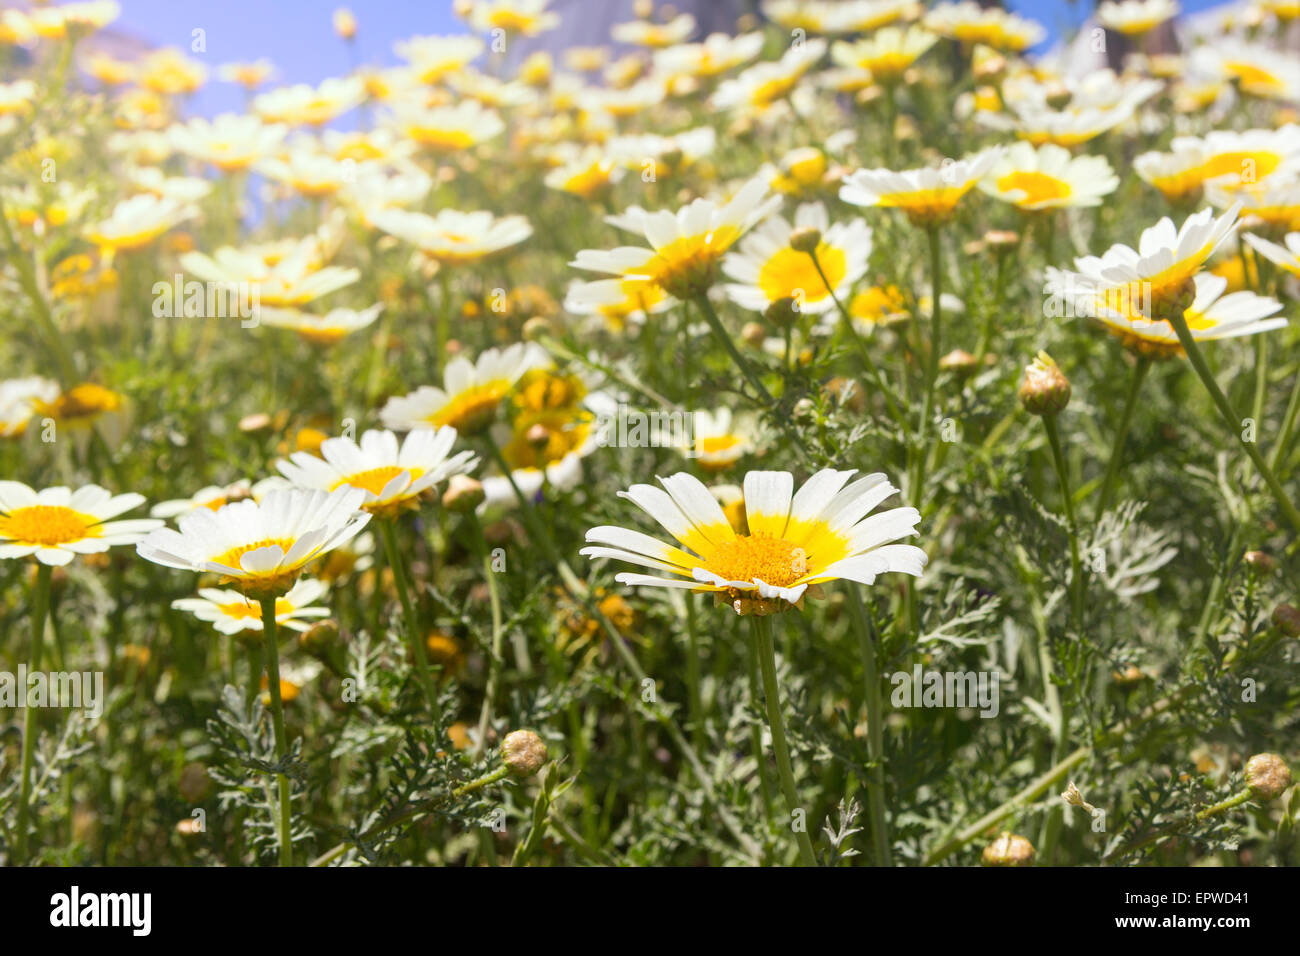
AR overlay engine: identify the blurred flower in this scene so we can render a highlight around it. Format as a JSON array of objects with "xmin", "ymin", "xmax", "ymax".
[
  {"xmin": 0, "ymin": 483, "xmax": 161, "ymax": 566},
  {"xmin": 172, "ymin": 578, "xmax": 330, "ymax": 635}
]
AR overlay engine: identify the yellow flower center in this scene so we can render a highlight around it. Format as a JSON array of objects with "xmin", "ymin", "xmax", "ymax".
[
  {"xmin": 408, "ymin": 127, "xmax": 476, "ymax": 151},
  {"xmin": 431, "ymin": 381, "xmax": 510, "ymax": 432},
  {"xmin": 707, "ymin": 532, "xmax": 808, "ymax": 589},
  {"xmin": 333, "ymin": 465, "xmax": 421, "ymax": 499},
  {"xmin": 878, "ymin": 186, "xmax": 972, "ymax": 227},
  {"xmin": 1199, "ymin": 150, "xmax": 1281, "ymax": 184},
  {"xmin": 0, "ymin": 505, "xmax": 99, "ymax": 547},
  {"xmin": 211, "ymin": 538, "xmax": 296, "ymax": 572},
  {"xmin": 640, "ymin": 226, "xmax": 741, "ymax": 298},
  {"xmin": 996, "ymin": 170, "xmax": 1072, "ymax": 206},
  {"xmin": 758, "ymin": 243, "xmax": 847, "ymax": 303},
  {"xmin": 216, "ymin": 596, "xmax": 292, "ymax": 621}
]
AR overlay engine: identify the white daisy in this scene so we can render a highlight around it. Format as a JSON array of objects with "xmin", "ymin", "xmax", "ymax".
[
  {"xmin": 369, "ymin": 208, "xmax": 532, "ymax": 264},
  {"xmin": 840, "ymin": 149, "xmax": 1002, "ymax": 228},
  {"xmin": 0, "ymin": 483, "xmax": 162, "ymax": 566},
  {"xmin": 172, "ymin": 578, "xmax": 330, "ymax": 635},
  {"xmin": 979, "ymin": 142, "xmax": 1118, "ymax": 211}
]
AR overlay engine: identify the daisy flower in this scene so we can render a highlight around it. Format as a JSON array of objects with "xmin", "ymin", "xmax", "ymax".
[
  {"xmin": 0, "ymin": 483, "xmax": 162, "ymax": 566},
  {"xmin": 84, "ymin": 194, "xmax": 197, "ymax": 254},
  {"xmin": 1206, "ymin": 176, "xmax": 1300, "ymax": 232},
  {"xmin": 611, "ymin": 13, "xmax": 696, "ymax": 48},
  {"xmin": 137, "ymin": 48, "xmax": 207, "ymax": 96},
  {"xmin": 840, "ymin": 149, "xmax": 1002, "ymax": 228},
  {"xmin": 1215, "ymin": 41, "xmax": 1300, "ymax": 102},
  {"xmin": 1097, "ymin": 0, "xmax": 1179, "ymax": 35},
  {"xmin": 924, "ymin": 2, "xmax": 1045, "ymax": 51},
  {"xmin": 979, "ymin": 142, "xmax": 1118, "ymax": 211},
  {"xmin": 684, "ymin": 408, "xmax": 758, "ymax": 472},
  {"xmin": 722, "ymin": 202, "xmax": 872, "ymax": 315},
  {"xmin": 369, "ymin": 208, "xmax": 532, "ymax": 264},
  {"xmin": 381, "ymin": 343, "xmax": 552, "ymax": 434},
  {"xmin": 257, "ymin": 148, "xmax": 359, "ymax": 199},
  {"xmin": 582, "ymin": 469, "xmax": 927, "ymax": 616},
  {"xmin": 570, "ymin": 175, "xmax": 779, "ymax": 299},
  {"xmin": 136, "ymin": 486, "xmax": 371, "ymax": 599},
  {"xmin": 151, "ymin": 477, "xmax": 288, "ymax": 519},
  {"xmin": 172, "ymin": 578, "xmax": 330, "ymax": 636},
  {"xmin": 711, "ymin": 39, "xmax": 828, "ymax": 114},
  {"xmin": 0, "ymin": 79, "xmax": 35, "ymax": 116},
  {"xmin": 1054, "ymin": 269, "xmax": 1285, "ymax": 358},
  {"xmin": 1243, "ymin": 231, "xmax": 1300, "ymax": 278},
  {"xmin": 830, "ymin": 26, "xmax": 939, "ymax": 84},
  {"xmin": 35, "ymin": 382, "xmax": 124, "ymax": 432},
  {"xmin": 1052, "ymin": 205, "xmax": 1241, "ymax": 321},
  {"xmin": 276, "ymin": 427, "xmax": 478, "ymax": 518},
  {"xmin": 259, "ymin": 304, "xmax": 383, "ymax": 345},
  {"xmin": 652, "ymin": 32, "xmax": 764, "ymax": 80},
  {"xmin": 393, "ymin": 34, "xmax": 485, "ymax": 82},
  {"xmin": 218, "ymin": 59, "xmax": 274, "ymax": 89},
  {"xmin": 0, "ymin": 376, "xmax": 59, "ymax": 438},
  {"xmin": 390, "ymin": 99, "xmax": 504, "ymax": 152},
  {"xmin": 544, "ymin": 150, "xmax": 625, "ymax": 200},
  {"xmin": 563, "ymin": 276, "xmax": 673, "ymax": 332},
  {"xmin": 253, "ymin": 78, "xmax": 365, "ymax": 127},
  {"xmin": 463, "ymin": 0, "xmax": 559, "ymax": 36},
  {"xmin": 179, "ymin": 244, "xmax": 359, "ymax": 307},
  {"xmin": 168, "ymin": 114, "xmax": 287, "ymax": 172}
]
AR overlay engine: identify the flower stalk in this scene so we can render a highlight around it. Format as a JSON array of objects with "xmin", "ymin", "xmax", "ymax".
[{"xmin": 259, "ymin": 596, "xmax": 294, "ymax": 867}]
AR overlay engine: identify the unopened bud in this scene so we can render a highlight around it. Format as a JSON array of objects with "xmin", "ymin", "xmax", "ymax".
[
  {"xmin": 984, "ymin": 229, "xmax": 1020, "ymax": 250},
  {"xmin": 788, "ymin": 226, "xmax": 822, "ymax": 254},
  {"xmin": 501, "ymin": 729, "xmax": 548, "ymax": 776},
  {"xmin": 982, "ymin": 831, "xmax": 1035, "ymax": 866},
  {"xmin": 1019, "ymin": 351, "xmax": 1071, "ymax": 416},
  {"xmin": 1242, "ymin": 550, "xmax": 1275, "ymax": 575},
  {"xmin": 764, "ymin": 296, "xmax": 801, "ymax": 327},
  {"xmin": 940, "ymin": 348, "xmax": 978, "ymax": 376},
  {"xmin": 525, "ymin": 423, "xmax": 551, "ymax": 449},
  {"xmin": 299, "ymin": 618, "xmax": 339, "ymax": 654},
  {"xmin": 1272, "ymin": 604, "xmax": 1300, "ymax": 637},
  {"xmin": 1245, "ymin": 753, "xmax": 1292, "ymax": 800},
  {"xmin": 741, "ymin": 321, "xmax": 767, "ymax": 346},
  {"xmin": 442, "ymin": 474, "xmax": 485, "ymax": 513},
  {"xmin": 522, "ymin": 316, "xmax": 552, "ymax": 341}
]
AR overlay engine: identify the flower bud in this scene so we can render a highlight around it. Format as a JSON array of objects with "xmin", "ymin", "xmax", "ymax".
[
  {"xmin": 298, "ymin": 618, "xmax": 339, "ymax": 654},
  {"xmin": 788, "ymin": 226, "xmax": 822, "ymax": 254},
  {"xmin": 178, "ymin": 762, "xmax": 213, "ymax": 803},
  {"xmin": 500, "ymin": 729, "xmax": 548, "ymax": 777},
  {"xmin": 1245, "ymin": 753, "xmax": 1292, "ymax": 800},
  {"xmin": 1019, "ymin": 351, "xmax": 1071, "ymax": 416},
  {"xmin": 981, "ymin": 831, "xmax": 1035, "ymax": 866},
  {"xmin": 940, "ymin": 349, "xmax": 978, "ymax": 377},
  {"xmin": 764, "ymin": 296, "xmax": 800, "ymax": 327},
  {"xmin": 522, "ymin": 316, "xmax": 552, "ymax": 341},
  {"xmin": 442, "ymin": 474, "xmax": 485, "ymax": 513},
  {"xmin": 741, "ymin": 321, "xmax": 767, "ymax": 346},
  {"xmin": 333, "ymin": 8, "xmax": 357, "ymax": 39},
  {"xmin": 1242, "ymin": 550, "xmax": 1275, "ymax": 575},
  {"xmin": 1273, "ymin": 604, "xmax": 1300, "ymax": 637}
]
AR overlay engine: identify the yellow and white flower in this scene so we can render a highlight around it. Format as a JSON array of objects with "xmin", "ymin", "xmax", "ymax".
[
  {"xmin": 0, "ymin": 79, "xmax": 35, "ymax": 116},
  {"xmin": 564, "ymin": 276, "xmax": 673, "ymax": 332},
  {"xmin": 711, "ymin": 39, "xmax": 827, "ymax": 114},
  {"xmin": 611, "ymin": 13, "xmax": 695, "ymax": 48},
  {"xmin": 653, "ymin": 32, "xmax": 764, "ymax": 80},
  {"xmin": 172, "ymin": 578, "xmax": 330, "ymax": 635},
  {"xmin": 830, "ymin": 27, "xmax": 939, "ymax": 85},
  {"xmin": 1207, "ymin": 175, "xmax": 1300, "ymax": 231},
  {"xmin": 571, "ymin": 176, "xmax": 779, "ymax": 299},
  {"xmin": 1097, "ymin": 0, "xmax": 1179, "ymax": 35},
  {"xmin": 254, "ymin": 78, "xmax": 365, "ymax": 127},
  {"xmin": 389, "ymin": 99, "xmax": 504, "ymax": 152},
  {"xmin": 0, "ymin": 376, "xmax": 59, "ymax": 438},
  {"xmin": 544, "ymin": 149, "xmax": 625, "ymax": 200},
  {"xmin": 169, "ymin": 114, "xmax": 288, "ymax": 172},
  {"xmin": 180, "ymin": 242, "xmax": 358, "ymax": 307},
  {"xmin": 259, "ymin": 304, "xmax": 383, "ymax": 345},
  {"xmin": 84, "ymin": 194, "xmax": 197, "ymax": 254},
  {"xmin": 924, "ymin": 2, "xmax": 1045, "ymax": 51},
  {"xmin": 381, "ymin": 343, "xmax": 552, "ymax": 434},
  {"xmin": 840, "ymin": 149, "xmax": 1002, "ymax": 227},
  {"xmin": 684, "ymin": 408, "xmax": 759, "ymax": 471},
  {"xmin": 1243, "ymin": 230, "xmax": 1300, "ymax": 278},
  {"xmin": 137, "ymin": 486, "xmax": 371, "ymax": 599},
  {"xmin": 277, "ymin": 427, "xmax": 477, "ymax": 517},
  {"xmin": 722, "ymin": 201, "xmax": 872, "ymax": 315},
  {"xmin": 582, "ymin": 469, "xmax": 927, "ymax": 614},
  {"xmin": 370, "ymin": 207, "xmax": 532, "ymax": 263},
  {"xmin": 0, "ymin": 483, "xmax": 162, "ymax": 566},
  {"xmin": 218, "ymin": 59, "xmax": 274, "ymax": 89},
  {"xmin": 394, "ymin": 34, "xmax": 485, "ymax": 82},
  {"xmin": 1135, "ymin": 127, "xmax": 1300, "ymax": 204},
  {"xmin": 979, "ymin": 142, "xmax": 1118, "ymax": 211},
  {"xmin": 257, "ymin": 147, "xmax": 360, "ymax": 199},
  {"xmin": 151, "ymin": 477, "xmax": 288, "ymax": 520},
  {"xmin": 463, "ymin": 0, "xmax": 559, "ymax": 36}
]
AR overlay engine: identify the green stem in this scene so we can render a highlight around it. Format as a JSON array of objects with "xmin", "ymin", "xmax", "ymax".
[
  {"xmin": 1167, "ymin": 310, "xmax": 1300, "ymax": 540},
  {"xmin": 259, "ymin": 596, "xmax": 293, "ymax": 867},
  {"xmin": 846, "ymin": 586, "xmax": 892, "ymax": 866},
  {"xmin": 1095, "ymin": 355, "xmax": 1151, "ymax": 519},
  {"xmin": 1269, "ymin": 361, "xmax": 1300, "ymax": 475},
  {"xmin": 1043, "ymin": 415, "xmax": 1084, "ymax": 634},
  {"xmin": 377, "ymin": 519, "xmax": 439, "ymax": 712},
  {"xmin": 15, "ymin": 563, "xmax": 52, "ymax": 865},
  {"xmin": 752, "ymin": 615, "xmax": 818, "ymax": 867},
  {"xmin": 694, "ymin": 294, "xmax": 772, "ymax": 403},
  {"xmin": 471, "ymin": 516, "xmax": 505, "ymax": 759}
]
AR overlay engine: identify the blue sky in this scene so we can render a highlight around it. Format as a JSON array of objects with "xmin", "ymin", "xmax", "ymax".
[{"xmin": 108, "ymin": 0, "xmax": 1230, "ymax": 117}]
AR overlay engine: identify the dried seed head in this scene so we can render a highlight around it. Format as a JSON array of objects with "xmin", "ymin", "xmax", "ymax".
[
  {"xmin": 1245, "ymin": 753, "xmax": 1292, "ymax": 800},
  {"xmin": 1019, "ymin": 351, "xmax": 1071, "ymax": 416},
  {"xmin": 981, "ymin": 831, "xmax": 1035, "ymax": 866},
  {"xmin": 501, "ymin": 729, "xmax": 548, "ymax": 777},
  {"xmin": 442, "ymin": 474, "xmax": 485, "ymax": 513},
  {"xmin": 1061, "ymin": 782, "xmax": 1085, "ymax": 807}
]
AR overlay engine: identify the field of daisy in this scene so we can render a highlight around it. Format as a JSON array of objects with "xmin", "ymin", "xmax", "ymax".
[{"xmin": 1, "ymin": 0, "xmax": 1299, "ymax": 873}]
